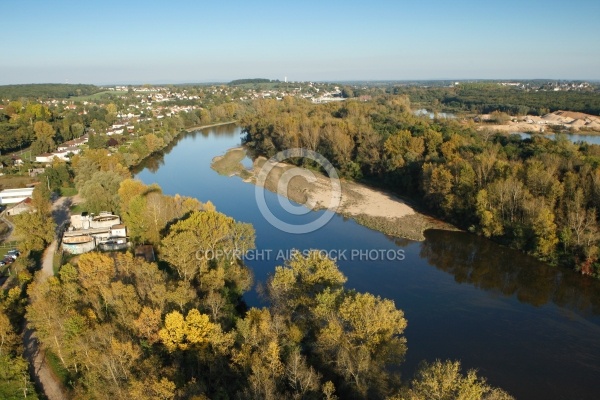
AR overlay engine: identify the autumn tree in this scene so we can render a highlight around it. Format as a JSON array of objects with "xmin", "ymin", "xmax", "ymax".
[
  {"xmin": 396, "ymin": 359, "xmax": 514, "ymax": 400},
  {"xmin": 315, "ymin": 291, "xmax": 407, "ymax": 397},
  {"xmin": 13, "ymin": 210, "xmax": 55, "ymax": 255},
  {"xmin": 31, "ymin": 120, "xmax": 56, "ymax": 154}
]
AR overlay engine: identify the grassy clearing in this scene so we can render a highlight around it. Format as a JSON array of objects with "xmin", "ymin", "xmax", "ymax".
[
  {"xmin": 53, "ymin": 251, "xmax": 63, "ymax": 276},
  {"xmin": 69, "ymin": 90, "xmax": 128, "ymax": 101},
  {"xmin": 58, "ymin": 186, "xmax": 78, "ymax": 197},
  {"xmin": 45, "ymin": 351, "xmax": 74, "ymax": 390},
  {"xmin": 0, "ymin": 175, "xmax": 37, "ymax": 189},
  {"xmin": 10, "ymin": 149, "xmax": 33, "ymax": 160},
  {"xmin": 70, "ymin": 203, "xmax": 86, "ymax": 214}
]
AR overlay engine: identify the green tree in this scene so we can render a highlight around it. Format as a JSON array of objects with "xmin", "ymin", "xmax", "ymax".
[
  {"xmin": 79, "ymin": 170, "xmax": 125, "ymax": 214},
  {"xmin": 14, "ymin": 211, "xmax": 55, "ymax": 254},
  {"xmin": 0, "ymin": 355, "xmax": 38, "ymax": 399},
  {"xmin": 31, "ymin": 120, "xmax": 56, "ymax": 154},
  {"xmin": 268, "ymin": 250, "xmax": 347, "ymax": 317}
]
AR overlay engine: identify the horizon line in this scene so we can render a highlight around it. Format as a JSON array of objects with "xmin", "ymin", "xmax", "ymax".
[{"xmin": 1, "ymin": 78, "xmax": 600, "ymax": 87}]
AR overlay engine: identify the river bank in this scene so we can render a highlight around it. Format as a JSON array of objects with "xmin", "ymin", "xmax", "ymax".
[
  {"xmin": 212, "ymin": 147, "xmax": 456, "ymax": 240},
  {"xmin": 185, "ymin": 120, "xmax": 238, "ymax": 132}
]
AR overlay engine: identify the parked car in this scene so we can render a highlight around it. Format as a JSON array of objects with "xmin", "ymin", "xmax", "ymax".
[
  {"xmin": 2, "ymin": 257, "xmax": 14, "ymax": 265},
  {"xmin": 7, "ymin": 250, "xmax": 19, "ymax": 259},
  {"xmin": 0, "ymin": 261, "xmax": 5, "ymax": 267}
]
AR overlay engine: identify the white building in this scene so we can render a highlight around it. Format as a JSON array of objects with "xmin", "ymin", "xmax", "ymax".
[
  {"xmin": 0, "ymin": 187, "xmax": 35, "ymax": 205},
  {"xmin": 35, "ymin": 153, "xmax": 55, "ymax": 163},
  {"xmin": 63, "ymin": 212, "xmax": 128, "ymax": 254}
]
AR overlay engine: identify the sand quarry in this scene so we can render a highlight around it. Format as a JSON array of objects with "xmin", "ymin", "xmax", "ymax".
[{"xmin": 481, "ymin": 110, "xmax": 600, "ymax": 133}]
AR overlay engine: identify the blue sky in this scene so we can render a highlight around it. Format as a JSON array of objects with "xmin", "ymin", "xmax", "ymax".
[{"xmin": 1, "ymin": 0, "xmax": 599, "ymax": 84}]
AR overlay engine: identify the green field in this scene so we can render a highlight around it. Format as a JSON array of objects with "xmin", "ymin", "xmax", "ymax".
[
  {"xmin": 0, "ymin": 174, "xmax": 37, "ymax": 190},
  {"xmin": 58, "ymin": 186, "xmax": 78, "ymax": 197},
  {"xmin": 69, "ymin": 90, "xmax": 129, "ymax": 101}
]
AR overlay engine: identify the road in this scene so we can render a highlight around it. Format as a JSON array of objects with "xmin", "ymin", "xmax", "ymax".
[
  {"xmin": 0, "ymin": 211, "xmax": 15, "ymax": 242},
  {"xmin": 24, "ymin": 195, "xmax": 74, "ymax": 400},
  {"xmin": 40, "ymin": 196, "xmax": 72, "ymax": 277}
]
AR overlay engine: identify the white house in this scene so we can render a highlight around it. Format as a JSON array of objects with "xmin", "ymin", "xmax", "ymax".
[
  {"xmin": 35, "ymin": 153, "xmax": 55, "ymax": 163},
  {"xmin": 5, "ymin": 197, "xmax": 34, "ymax": 215}
]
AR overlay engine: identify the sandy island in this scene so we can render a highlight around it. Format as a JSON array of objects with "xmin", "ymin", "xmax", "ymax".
[{"xmin": 212, "ymin": 147, "xmax": 456, "ymax": 240}]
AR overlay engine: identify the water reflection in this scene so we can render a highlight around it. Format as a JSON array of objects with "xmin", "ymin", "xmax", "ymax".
[
  {"xmin": 132, "ymin": 124, "xmax": 239, "ymax": 174},
  {"xmin": 414, "ymin": 108, "xmax": 456, "ymax": 119},
  {"xmin": 421, "ymin": 230, "xmax": 600, "ymax": 317},
  {"xmin": 511, "ymin": 132, "xmax": 600, "ymax": 145}
]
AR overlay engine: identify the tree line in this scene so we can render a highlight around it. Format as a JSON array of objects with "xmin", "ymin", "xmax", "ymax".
[
  {"xmin": 242, "ymin": 96, "xmax": 600, "ymax": 278},
  {"xmin": 392, "ymin": 83, "xmax": 600, "ymax": 116},
  {"xmin": 0, "ymin": 84, "xmax": 101, "ymax": 99},
  {"xmin": 229, "ymin": 79, "xmax": 273, "ymax": 85}
]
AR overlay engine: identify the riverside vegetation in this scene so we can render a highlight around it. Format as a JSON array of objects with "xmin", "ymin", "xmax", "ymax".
[
  {"xmin": 3, "ymin": 82, "xmax": 600, "ymax": 398},
  {"xmin": 0, "ymin": 131, "xmax": 512, "ymax": 398},
  {"xmin": 26, "ymin": 178, "xmax": 513, "ymax": 399},
  {"xmin": 242, "ymin": 96, "xmax": 600, "ymax": 277}
]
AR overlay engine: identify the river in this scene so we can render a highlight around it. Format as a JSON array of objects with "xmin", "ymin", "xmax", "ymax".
[
  {"xmin": 135, "ymin": 124, "xmax": 600, "ymax": 400},
  {"xmin": 512, "ymin": 132, "xmax": 600, "ymax": 145}
]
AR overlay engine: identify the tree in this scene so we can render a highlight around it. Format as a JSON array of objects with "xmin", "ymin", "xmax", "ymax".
[
  {"xmin": 160, "ymin": 210, "xmax": 255, "ymax": 285},
  {"xmin": 32, "ymin": 120, "xmax": 56, "ymax": 154},
  {"xmin": 315, "ymin": 292, "xmax": 406, "ymax": 397},
  {"xmin": 76, "ymin": 252, "xmax": 116, "ymax": 319},
  {"xmin": 400, "ymin": 359, "xmax": 514, "ymax": 400},
  {"xmin": 159, "ymin": 309, "xmax": 232, "ymax": 354},
  {"xmin": 476, "ymin": 189, "xmax": 503, "ymax": 238},
  {"xmin": 532, "ymin": 206, "xmax": 558, "ymax": 260},
  {"xmin": 13, "ymin": 211, "xmax": 55, "ymax": 254},
  {"xmin": 118, "ymin": 179, "xmax": 149, "ymax": 215},
  {"xmin": 79, "ymin": 170, "xmax": 125, "ymax": 214},
  {"xmin": 0, "ymin": 311, "xmax": 18, "ymax": 356},
  {"xmin": 0, "ymin": 355, "xmax": 38, "ymax": 399},
  {"xmin": 268, "ymin": 250, "xmax": 347, "ymax": 317}
]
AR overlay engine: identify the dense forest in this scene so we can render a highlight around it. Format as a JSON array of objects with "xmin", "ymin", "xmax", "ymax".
[
  {"xmin": 0, "ymin": 84, "xmax": 101, "ymax": 99},
  {"xmin": 391, "ymin": 83, "xmax": 600, "ymax": 115},
  {"xmin": 242, "ymin": 96, "xmax": 600, "ymax": 277},
  {"xmin": 229, "ymin": 79, "xmax": 273, "ymax": 85}
]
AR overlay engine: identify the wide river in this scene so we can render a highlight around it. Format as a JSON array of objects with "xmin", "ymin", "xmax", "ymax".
[{"xmin": 135, "ymin": 124, "xmax": 600, "ymax": 400}]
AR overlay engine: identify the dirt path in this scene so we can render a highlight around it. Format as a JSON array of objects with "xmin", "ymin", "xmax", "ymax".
[
  {"xmin": 23, "ymin": 195, "xmax": 74, "ymax": 400},
  {"xmin": 23, "ymin": 325, "xmax": 68, "ymax": 400},
  {"xmin": 40, "ymin": 240, "xmax": 57, "ymax": 278},
  {"xmin": 0, "ymin": 212, "xmax": 15, "ymax": 242}
]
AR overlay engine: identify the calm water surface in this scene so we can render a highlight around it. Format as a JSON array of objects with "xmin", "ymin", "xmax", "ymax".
[
  {"xmin": 512, "ymin": 132, "xmax": 600, "ymax": 145},
  {"xmin": 136, "ymin": 125, "xmax": 600, "ymax": 400}
]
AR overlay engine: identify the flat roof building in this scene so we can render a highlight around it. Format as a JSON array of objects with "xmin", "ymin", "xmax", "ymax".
[{"xmin": 0, "ymin": 188, "xmax": 35, "ymax": 205}]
